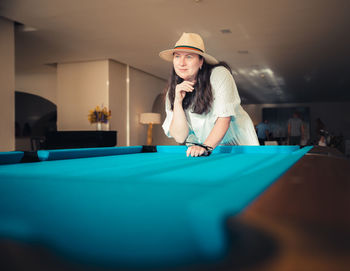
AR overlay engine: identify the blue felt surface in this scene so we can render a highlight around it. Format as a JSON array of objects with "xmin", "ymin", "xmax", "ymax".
[
  {"xmin": 0, "ymin": 145, "xmax": 312, "ymax": 268},
  {"xmin": 0, "ymin": 151, "xmax": 24, "ymax": 165}
]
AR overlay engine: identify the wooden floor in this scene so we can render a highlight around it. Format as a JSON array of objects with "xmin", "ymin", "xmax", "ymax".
[
  {"xmin": 213, "ymin": 146, "xmax": 350, "ymax": 271},
  {"xmin": 1, "ymin": 146, "xmax": 349, "ymax": 271}
]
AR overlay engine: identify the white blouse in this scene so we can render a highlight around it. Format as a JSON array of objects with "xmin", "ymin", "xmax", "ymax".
[{"xmin": 162, "ymin": 66, "xmax": 259, "ymax": 146}]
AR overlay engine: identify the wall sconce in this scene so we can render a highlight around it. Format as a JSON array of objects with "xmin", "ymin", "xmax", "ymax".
[{"xmin": 139, "ymin": 113, "xmax": 161, "ymax": 145}]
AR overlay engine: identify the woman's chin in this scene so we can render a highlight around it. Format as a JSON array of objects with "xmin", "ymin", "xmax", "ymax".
[
  {"xmin": 182, "ymin": 75, "xmax": 195, "ymax": 81},
  {"xmin": 176, "ymin": 73, "xmax": 187, "ymax": 80}
]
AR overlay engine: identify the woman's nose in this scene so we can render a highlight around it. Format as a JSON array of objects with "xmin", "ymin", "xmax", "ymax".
[{"xmin": 180, "ymin": 56, "xmax": 186, "ymax": 66}]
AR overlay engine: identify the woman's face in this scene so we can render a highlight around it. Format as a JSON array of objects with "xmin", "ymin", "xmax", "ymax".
[{"xmin": 173, "ymin": 52, "xmax": 203, "ymax": 81}]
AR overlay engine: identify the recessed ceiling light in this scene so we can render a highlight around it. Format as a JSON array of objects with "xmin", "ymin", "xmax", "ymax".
[{"xmin": 220, "ymin": 29, "xmax": 232, "ymax": 34}]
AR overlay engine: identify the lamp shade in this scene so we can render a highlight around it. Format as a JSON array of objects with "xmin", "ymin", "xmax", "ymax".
[{"xmin": 139, "ymin": 113, "xmax": 161, "ymax": 124}]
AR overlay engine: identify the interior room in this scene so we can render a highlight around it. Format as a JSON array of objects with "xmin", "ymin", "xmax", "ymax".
[
  {"xmin": 0, "ymin": 1, "xmax": 349, "ymax": 271},
  {"xmin": 1, "ymin": 0, "xmax": 350, "ymax": 152}
]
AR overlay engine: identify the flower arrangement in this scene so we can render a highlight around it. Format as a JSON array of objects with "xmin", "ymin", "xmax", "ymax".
[{"xmin": 88, "ymin": 105, "xmax": 111, "ymax": 124}]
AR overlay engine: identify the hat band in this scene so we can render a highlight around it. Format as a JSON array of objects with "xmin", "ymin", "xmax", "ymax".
[{"xmin": 174, "ymin": 45, "xmax": 204, "ymax": 53}]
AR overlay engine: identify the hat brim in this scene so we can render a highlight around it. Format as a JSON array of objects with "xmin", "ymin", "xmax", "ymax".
[{"xmin": 159, "ymin": 48, "xmax": 218, "ymax": 65}]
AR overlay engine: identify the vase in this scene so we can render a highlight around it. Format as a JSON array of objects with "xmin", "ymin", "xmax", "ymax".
[{"xmin": 96, "ymin": 122, "xmax": 102, "ymax": 131}]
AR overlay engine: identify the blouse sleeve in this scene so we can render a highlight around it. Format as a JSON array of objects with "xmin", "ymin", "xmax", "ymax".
[
  {"xmin": 162, "ymin": 92, "xmax": 173, "ymax": 138},
  {"xmin": 210, "ymin": 66, "xmax": 241, "ymax": 118}
]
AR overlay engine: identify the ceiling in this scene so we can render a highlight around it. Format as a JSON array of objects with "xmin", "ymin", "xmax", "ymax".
[{"xmin": 1, "ymin": 0, "xmax": 350, "ymax": 104}]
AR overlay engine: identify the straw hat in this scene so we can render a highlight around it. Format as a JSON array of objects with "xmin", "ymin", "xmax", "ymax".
[{"xmin": 159, "ymin": 33, "xmax": 218, "ymax": 65}]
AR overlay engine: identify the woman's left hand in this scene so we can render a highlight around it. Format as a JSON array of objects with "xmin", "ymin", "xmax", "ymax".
[{"xmin": 186, "ymin": 145, "xmax": 207, "ymax": 157}]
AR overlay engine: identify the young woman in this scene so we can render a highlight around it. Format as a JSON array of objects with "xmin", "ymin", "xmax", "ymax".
[{"xmin": 160, "ymin": 33, "xmax": 259, "ymax": 157}]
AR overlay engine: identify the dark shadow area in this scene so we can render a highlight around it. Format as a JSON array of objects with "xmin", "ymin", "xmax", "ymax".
[
  {"xmin": 204, "ymin": 217, "xmax": 280, "ymax": 271},
  {"xmin": 262, "ymin": 107, "xmax": 310, "ymax": 145},
  {"xmin": 15, "ymin": 91, "xmax": 57, "ymax": 151},
  {"xmin": 15, "ymin": 91, "xmax": 57, "ymax": 137}
]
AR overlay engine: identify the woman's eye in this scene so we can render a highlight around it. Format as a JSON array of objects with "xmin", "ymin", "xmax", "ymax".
[{"xmin": 186, "ymin": 55, "xmax": 192, "ymax": 59}]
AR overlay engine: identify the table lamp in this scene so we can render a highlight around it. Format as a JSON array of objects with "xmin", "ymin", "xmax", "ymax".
[{"xmin": 139, "ymin": 113, "xmax": 161, "ymax": 145}]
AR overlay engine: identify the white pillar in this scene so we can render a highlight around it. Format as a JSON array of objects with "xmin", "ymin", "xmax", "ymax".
[{"xmin": 0, "ymin": 18, "xmax": 15, "ymax": 151}]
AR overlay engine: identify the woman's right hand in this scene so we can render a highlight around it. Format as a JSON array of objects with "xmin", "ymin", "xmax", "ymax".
[{"xmin": 175, "ymin": 81, "xmax": 195, "ymax": 103}]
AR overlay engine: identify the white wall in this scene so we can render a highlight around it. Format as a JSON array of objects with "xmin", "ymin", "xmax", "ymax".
[
  {"xmin": 129, "ymin": 68, "xmax": 168, "ymax": 146},
  {"xmin": 16, "ymin": 64, "xmax": 57, "ymax": 104},
  {"xmin": 151, "ymin": 92, "xmax": 177, "ymax": 146},
  {"xmin": 14, "ymin": 58, "xmax": 170, "ymax": 147},
  {"xmin": 57, "ymin": 60, "xmax": 109, "ymax": 130},
  {"xmin": 109, "ymin": 60, "xmax": 127, "ymax": 146},
  {"xmin": 0, "ymin": 18, "xmax": 15, "ymax": 151}
]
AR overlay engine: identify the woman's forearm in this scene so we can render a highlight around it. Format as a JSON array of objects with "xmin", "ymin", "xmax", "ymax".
[
  {"xmin": 169, "ymin": 101, "xmax": 189, "ymax": 143},
  {"xmin": 204, "ymin": 117, "xmax": 231, "ymax": 148}
]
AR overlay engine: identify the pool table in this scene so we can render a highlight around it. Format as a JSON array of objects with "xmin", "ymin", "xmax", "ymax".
[{"xmin": 0, "ymin": 145, "xmax": 312, "ymax": 269}]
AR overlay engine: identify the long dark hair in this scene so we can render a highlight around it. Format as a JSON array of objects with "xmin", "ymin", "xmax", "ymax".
[{"xmin": 166, "ymin": 57, "xmax": 232, "ymax": 114}]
